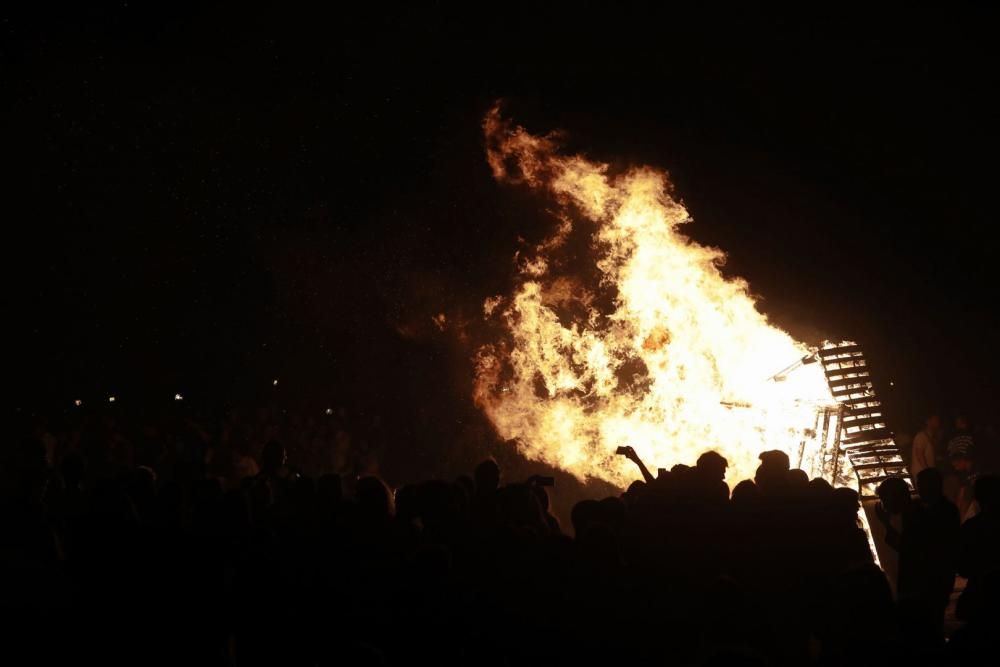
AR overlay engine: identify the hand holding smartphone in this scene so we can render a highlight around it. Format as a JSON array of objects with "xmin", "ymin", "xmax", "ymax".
[{"xmin": 616, "ymin": 445, "xmax": 634, "ymax": 458}]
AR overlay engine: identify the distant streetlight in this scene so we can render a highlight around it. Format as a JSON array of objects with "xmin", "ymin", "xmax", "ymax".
[
  {"xmin": 74, "ymin": 399, "xmax": 83, "ymax": 407},
  {"xmin": 108, "ymin": 396, "xmax": 116, "ymax": 403},
  {"xmin": 174, "ymin": 393, "xmax": 184, "ymax": 401},
  {"xmin": 325, "ymin": 408, "xmax": 333, "ymax": 415},
  {"xmin": 272, "ymin": 379, "xmax": 279, "ymax": 386}
]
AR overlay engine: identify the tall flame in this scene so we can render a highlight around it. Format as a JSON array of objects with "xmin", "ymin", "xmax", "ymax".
[{"xmin": 474, "ymin": 106, "xmax": 837, "ymax": 488}]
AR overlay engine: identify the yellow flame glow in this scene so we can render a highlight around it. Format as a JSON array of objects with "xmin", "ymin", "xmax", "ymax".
[{"xmin": 474, "ymin": 106, "xmax": 838, "ymax": 488}]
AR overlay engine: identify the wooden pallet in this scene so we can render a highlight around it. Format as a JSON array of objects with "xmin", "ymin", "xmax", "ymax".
[{"xmin": 819, "ymin": 342, "xmax": 910, "ymax": 497}]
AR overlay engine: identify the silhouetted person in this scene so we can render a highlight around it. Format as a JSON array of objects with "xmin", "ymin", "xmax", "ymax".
[
  {"xmin": 816, "ymin": 564, "xmax": 901, "ymax": 664},
  {"xmin": 916, "ymin": 467, "xmax": 960, "ymax": 612},
  {"xmin": 1, "ymin": 436, "xmax": 62, "ymax": 635},
  {"xmin": 911, "ymin": 413, "xmax": 941, "ymax": 479},
  {"xmin": 58, "ymin": 451, "xmax": 86, "ymax": 495},
  {"xmin": 827, "ymin": 487, "xmax": 875, "ymax": 569},
  {"xmin": 356, "ymin": 475, "xmax": 394, "ymax": 522},
  {"xmin": 695, "ymin": 450, "xmax": 730, "ymax": 502},
  {"xmin": 18, "ymin": 398, "xmax": 979, "ymax": 667},
  {"xmin": 527, "ymin": 480, "xmax": 561, "ymax": 535},
  {"xmin": 316, "ymin": 473, "xmax": 343, "ymax": 521},
  {"xmin": 947, "ymin": 415, "xmax": 974, "ymax": 460},
  {"xmin": 125, "ymin": 465, "xmax": 157, "ymax": 525},
  {"xmin": 232, "ymin": 441, "xmax": 260, "ymax": 480},
  {"xmin": 877, "ymin": 473, "xmax": 956, "ymax": 650},
  {"xmin": 946, "ymin": 449, "xmax": 977, "ymax": 520},
  {"xmin": 754, "ymin": 449, "xmax": 790, "ymax": 496},
  {"xmin": 875, "ymin": 476, "xmax": 912, "ymax": 598},
  {"xmin": 622, "ymin": 479, "xmax": 647, "ymax": 509},
  {"xmin": 454, "ymin": 473, "xmax": 475, "ymax": 505},
  {"xmin": 596, "ymin": 496, "xmax": 626, "ymax": 535},
  {"xmin": 571, "ymin": 499, "xmax": 601, "ymax": 538},
  {"xmin": 948, "ymin": 570, "xmax": 1000, "ymax": 665},
  {"xmin": 957, "ymin": 475, "xmax": 1000, "ymax": 622},
  {"xmin": 473, "ymin": 459, "xmax": 500, "ymax": 496},
  {"xmin": 259, "ymin": 439, "xmax": 287, "ymax": 479},
  {"xmin": 472, "ymin": 458, "xmax": 501, "ymax": 527},
  {"xmin": 731, "ymin": 479, "xmax": 760, "ymax": 508},
  {"xmin": 786, "ymin": 468, "xmax": 810, "ymax": 495}
]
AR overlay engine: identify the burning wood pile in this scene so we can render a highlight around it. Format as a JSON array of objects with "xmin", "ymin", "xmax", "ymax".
[{"xmin": 473, "ymin": 105, "xmax": 907, "ymax": 495}]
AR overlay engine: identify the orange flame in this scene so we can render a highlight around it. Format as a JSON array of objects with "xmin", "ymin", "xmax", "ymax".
[{"xmin": 474, "ymin": 105, "xmax": 838, "ymax": 488}]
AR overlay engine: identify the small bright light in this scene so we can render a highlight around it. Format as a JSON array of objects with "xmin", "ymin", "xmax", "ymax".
[
  {"xmin": 174, "ymin": 393, "xmax": 183, "ymax": 401},
  {"xmin": 108, "ymin": 396, "xmax": 116, "ymax": 403},
  {"xmin": 272, "ymin": 379, "xmax": 279, "ymax": 386},
  {"xmin": 325, "ymin": 408, "xmax": 333, "ymax": 415},
  {"xmin": 74, "ymin": 399, "xmax": 83, "ymax": 407},
  {"xmin": 889, "ymin": 381, "xmax": 894, "ymax": 386}
]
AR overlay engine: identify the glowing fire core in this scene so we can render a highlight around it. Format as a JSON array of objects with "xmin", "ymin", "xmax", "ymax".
[{"xmin": 473, "ymin": 106, "xmax": 841, "ymax": 489}]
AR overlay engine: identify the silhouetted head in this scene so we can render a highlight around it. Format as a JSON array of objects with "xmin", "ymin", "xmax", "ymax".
[
  {"xmin": 454, "ymin": 474, "xmax": 475, "ymax": 504},
  {"xmin": 473, "ymin": 459, "xmax": 500, "ymax": 495},
  {"xmin": 393, "ymin": 484, "xmax": 420, "ymax": 525},
  {"xmin": 808, "ymin": 477, "xmax": 834, "ymax": 502},
  {"xmin": 758, "ymin": 449, "xmax": 790, "ymax": 471},
  {"xmin": 973, "ymin": 475, "xmax": 999, "ymax": 513},
  {"xmin": 597, "ymin": 496, "xmax": 626, "ymax": 533},
  {"xmin": 787, "ymin": 468, "xmax": 809, "ymax": 490},
  {"xmin": 623, "ymin": 479, "xmax": 647, "ymax": 507},
  {"xmin": 916, "ymin": 467, "xmax": 944, "ymax": 502},
  {"xmin": 876, "ymin": 477, "xmax": 910, "ymax": 514},
  {"xmin": 670, "ymin": 463, "xmax": 696, "ymax": 495},
  {"xmin": 496, "ymin": 484, "xmax": 546, "ymax": 534},
  {"xmin": 260, "ymin": 440, "xmax": 287, "ymax": 475},
  {"xmin": 317, "ymin": 473, "xmax": 343, "ymax": 508},
  {"xmin": 831, "ymin": 487, "xmax": 861, "ymax": 519},
  {"xmin": 571, "ymin": 498, "xmax": 600, "ymax": 538},
  {"xmin": 731, "ymin": 479, "xmax": 759, "ymax": 507},
  {"xmin": 450, "ymin": 479, "xmax": 472, "ymax": 519},
  {"xmin": 755, "ymin": 449, "xmax": 790, "ymax": 494},
  {"xmin": 127, "ymin": 465, "xmax": 157, "ymax": 508},
  {"xmin": 530, "ymin": 483, "xmax": 550, "ymax": 513},
  {"xmin": 356, "ymin": 476, "xmax": 394, "ymax": 520},
  {"xmin": 696, "ymin": 450, "xmax": 729, "ymax": 482},
  {"xmin": 925, "ymin": 414, "xmax": 941, "ymax": 433}
]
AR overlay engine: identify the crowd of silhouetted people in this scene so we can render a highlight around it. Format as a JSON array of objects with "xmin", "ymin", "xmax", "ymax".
[{"xmin": 2, "ymin": 410, "xmax": 998, "ymax": 666}]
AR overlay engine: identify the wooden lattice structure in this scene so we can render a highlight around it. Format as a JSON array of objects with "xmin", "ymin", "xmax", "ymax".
[{"xmin": 818, "ymin": 343, "xmax": 910, "ymax": 497}]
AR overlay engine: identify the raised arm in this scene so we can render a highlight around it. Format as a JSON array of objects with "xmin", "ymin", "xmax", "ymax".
[{"xmin": 618, "ymin": 446, "xmax": 655, "ymax": 484}]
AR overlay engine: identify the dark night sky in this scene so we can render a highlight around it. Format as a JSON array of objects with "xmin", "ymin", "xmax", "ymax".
[{"xmin": 7, "ymin": 4, "xmax": 1000, "ymax": 435}]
